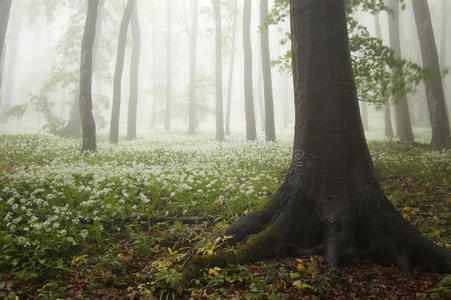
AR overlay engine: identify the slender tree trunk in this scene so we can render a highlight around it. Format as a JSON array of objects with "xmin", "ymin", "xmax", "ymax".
[
  {"xmin": 0, "ymin": 0, "xmax": 12, "ymax": 117},
  {"xmin": 150, "ymin": 16, "xmax": 158, "ymax": 129},
  {"xmin": 165, "ymin": 0, "xmax": 172, "ymax": 131},
  {"xmin": 243, "ymin": 0, "xmax": 257, "ymax": 141},
  {"xmin": 61, "ymin": 0, "xmax": 105, "ymax": 137},
  {"xmin": 127, "ymin": 4, "xmax": 141, "ymax": 140},
  {"xmin": 260, "ymin": 0, "xmax": 276, "ymax": 142},
  {"xmin": 188, "ymin": 0, "xmax": 199, "ymax": 134},
  {"xmin": 412, "ymin": 0, "xmax": 451, "ymax": 147},
  {"xmin": 440, "ymin": 0, "xmax": 448, "ymax": 67},
  {"xmin": 79, "ymin": 0, "xmax": 99, "ymax": 153},
  {"xmin": 388, "ymin": 0, "xmax": 414, "ymax": 143},
  {"xmin": 183, "ymin": 0, "xmax": 451, "ymax": 280},
  {"xmin": 109, "ymin": 0, "xmax": 135, "ymax": 144},
  {"xmin": 0, "ymin": 0, "xmax": 21, "ymax": 122},
  {"xmin": 225, "ymin": 0, "xmax": 238, "ymax": 136},
  {"xmin": 373, "ymin": 3, "xmax": 394, "ymax": 138},
  {"xmin": 256, "ymin": 48, "xmax": 265, "ymax": 131},
  {"xmin": 212, "ymin": 0, "xmax": 224, "ymax": 141}
]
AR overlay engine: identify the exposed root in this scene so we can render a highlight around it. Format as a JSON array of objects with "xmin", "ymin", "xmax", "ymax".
[{"xmin": 182, "ymin": 183, "xmax": 450, "ymax": 286}]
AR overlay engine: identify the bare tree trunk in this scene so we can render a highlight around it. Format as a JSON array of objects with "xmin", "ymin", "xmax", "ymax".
[
  {"xmin": 440, "ymin": 0, "xmax": 448, "ymax": 67},
  {"xmin": 0, "ymin": 0, "xmax": 21, "ymax": 122},
  {"xmin": 109, "ymin": 0, "xmax": 135, "ymax": 144},
  {"xmin": 79, "ymin": 0, "xmax": 99, "ymax": 153},
  {"xmin": 0, "ymin": 0, "xmax": 12, "ymax": 117},
  {"xmin": 412, "ymin": 0, "xmax": 451, "ymax": 147},
  {"xmin": 188, "ymin": 0, "xmax": 199, "ymax": 134},
  {"xmin": 260, "ymin": 0, "xmax": 276, "ymax": 142},
  {"xmin": 212, "ymin": 0, "xmax": 224, "ymax": 141},
  {"xmin": 164, "ymin": 0, "xmax": 172, "ymax": 131},
  {"xmin": 127, "ymin": 4, "xmax": 141, "ymax": 140},
  {"xmin": 388, "ymin": 0, "xmax": 414, "ymax": 143},
  {"xmin": 149, "ymin": 16, "xmax": 158, "ymax": 129},
  {"xmin": 373, "ymin": 2, "xmax": 394, "ymax": 138},
  {"xmin": 256, "ymin": 47, "xmax": 265, "ymax": 131},
  {"xmin": 61, "ymin": 0, "xmax": 105, "ymax": 137},
  {"xmin": 225, "ymin": 0, "xmax": 238, "ymax": 136},
  {"xmin": 243, "ymin": 0, "xmax": 257, "ymax": 141}
]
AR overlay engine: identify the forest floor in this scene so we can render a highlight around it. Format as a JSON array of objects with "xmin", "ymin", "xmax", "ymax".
[{"xmin": 0, "ymin": 133, "xmax": 450, "ymax": 299}]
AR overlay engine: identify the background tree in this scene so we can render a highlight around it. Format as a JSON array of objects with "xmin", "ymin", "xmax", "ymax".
[
  {"xmin": 387, "ymin": 0, "xmax": 414, "ymax": 143},
  {"xmin": 0, "ymin": 0, "xmax": 12, "ymax": 115},
  {"xmin": 79, "ymin": 0, "xmax": 99, "ymax": 153},
  {"xmin": 188, "ymin": 0, "xmax": 199, "ymax": 134},
  {"xmin": 126, "ymin": 3, "xmax": 141, "ymax": 140},
  {"xmin": 165, "ymin": 0, "xmax": 172, "ymax": 131},
  {"xmin": 260, "ymin": 0, "xmax": 276, "ymax": 142},
  {"xmin": 184, "ymin": 0, "xmax": 451, "ymax": 279},
  {"xmin": 109, "ymin": 0, "xmax": 135, "ymax": 144},
  {"xmin": 0, "ymin": 0, "xmax": 22, "ymax": 122},
  {"xmin": 411, "ymin": 0, "xmax": 451, "ymax": 147},
  {"xmin": 440, "ymin": 0, "xmax": 448, "ymax": 68},
  {"xmin": 212, "ymin": 0, "xmax": 224, "ymax": 141},
  {"xmin": 372, "ymin": 0, "xmax": 393, "ymax": 138},
  {"xmin": 225, "ymin": 0, "xmax": 238, "ymax": 136},
  {"xmin": 242, "ymin": 0, "xmax": 257, "ymax": 141}
]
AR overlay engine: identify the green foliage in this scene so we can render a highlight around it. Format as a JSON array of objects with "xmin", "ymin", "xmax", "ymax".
[
  {"xmin": 0, "ymin": 134, "xmax": 449, "ymax": 298},
  {"xmin": 267, "ymin": 0, "xmax": 430, "ymax": 107}
]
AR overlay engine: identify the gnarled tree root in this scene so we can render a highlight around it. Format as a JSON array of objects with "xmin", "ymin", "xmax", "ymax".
[{"xmin": 182, "ymin": 185, "xmax": 451, "ymax": 285}]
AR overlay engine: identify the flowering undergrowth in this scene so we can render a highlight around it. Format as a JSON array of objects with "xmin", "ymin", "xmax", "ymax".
[{"xmin": 0, "ymin": 134, "xmax": 449, "ymax": 299}]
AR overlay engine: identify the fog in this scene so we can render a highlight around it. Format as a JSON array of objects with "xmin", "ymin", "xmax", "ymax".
[{"xmin": 0, "ymin": 0, "xmax": 450, "ymax": 141}]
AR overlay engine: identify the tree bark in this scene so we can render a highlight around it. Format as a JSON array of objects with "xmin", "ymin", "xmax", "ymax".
[
  {"xmin": 109, "ymin": 0, "xmax": 135, "ymax": 144},
  {"xmin": 61, "ymin": 0, "xmax": 105, "ymax": 137},
  {"xmin": 440, "ymin": 0, "xmax": 448, "ymax": 68},
  {"xmin": 188, "ymin": 0, "xmax": 199, "ymax": 134},
  {"xmin": 372, "ymin": 2, "xmax": 394, "ymax": 138},
  {"xmin": 165, "ymin": 0, "xmax": 172, "ymax": 131},
  {"xmin": 260, "ymin": 0, "xmax": 276, "ymax": 142},
  {"xmin": 127, "ymin": 3, "xmax": 141, "ymax": 140},
  {"xmin": 243, "ymin": 0, "xmax": 257, "ymax": 141},
  {"xmin": 149, "ymin": 15, "xmax": 158, "ymax": 129},
  {"xmin": 0, "ymin": 0, "xmax": 21, "ymax": 122},
  {"xmin": 0, "ymin": 0, "xmax": 12, "ymax": 118},
  {"xmin": 412, "ymin": 0, "xmax": 451, "ymax": 147},
  {"xmin": 225, "ymin": 0, "xmax": 238, "ymax": 136},
  {"xmin": 183, "ymin": 0, "xmax": 451, "ymax": 280},
  {"xmin": 79, "ymin": 0, "xmax": 99, "ymax": 153},
  {"xmin": 387, "ymin": 0, "xmax": 414, "ymax": 143},
  {"xmin": 212, "ymin": 0, "xmax": 224, "ymax": 142}
]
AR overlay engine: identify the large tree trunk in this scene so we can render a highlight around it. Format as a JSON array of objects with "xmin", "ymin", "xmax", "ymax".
[
  {"xmin": 127, "ymin": 3, "xmax": 141, "ymax": 140},
  {"xmin": 188, "ymin": 0, "xmax": 199, "ymax": 134},
  {"xmin": 109, "ymin": 0, "xmax": 135, "ymax": 144},
  {"xmin": 79, "ymin": 0, "xmax": 99, "ymax": 153},
  {"xmin": 212, "ymin": 0, "xmax": 224, "ymax": 141},
  {"xmin": 225, "ymin": 0, "xmax": 238, "ymax": 136},
  {"xmin": 243, "ymin": 0, "xmax": 257, "ymax": 141},
  {"xmin": 165, "ymin": 0, "xmax": 172, "ymax": 131},
  {"xmin": 260, "ymin": 0, "xmax": 276, "ymax": 142},
  {"xmin": 183, "ymin": 0, "xmax": 451, "ymax": 280},
  {"xmin": 412, "ymin": 0, "xmax": 451, "ymax": 147},
  {"xmin": 0, "ymin": 0, "xmax": 12, "ymax": 118},
  {"xmin": 387, "ymin": 0, "xmax": 414, "ymax": 143}
]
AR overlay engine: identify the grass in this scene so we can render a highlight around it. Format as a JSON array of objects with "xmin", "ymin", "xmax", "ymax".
[{"xmin": 0, "ymin": 133, "xmax": 449, "ymax": 299}]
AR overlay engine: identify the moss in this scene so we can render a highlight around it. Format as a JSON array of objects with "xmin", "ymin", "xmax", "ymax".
[{"xmin": 182, "ymin": 223, "xmax": 286, "ymax": 286}]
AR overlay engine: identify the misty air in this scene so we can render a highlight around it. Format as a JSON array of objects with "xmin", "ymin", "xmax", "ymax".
[{"xmin": 0, "ymin": 0, "xmax": 450, "ymax": 298}]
